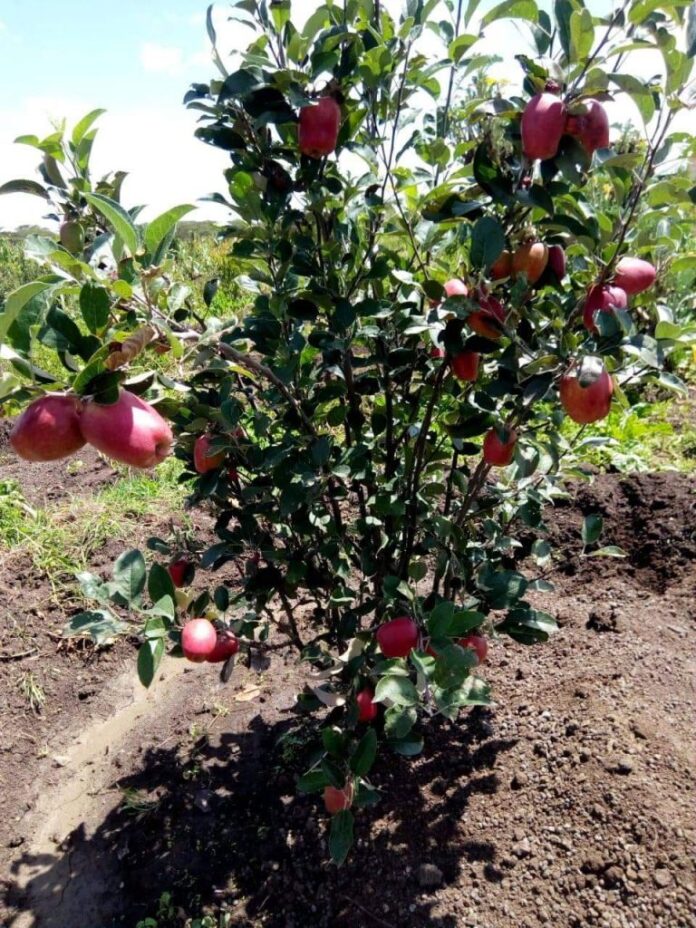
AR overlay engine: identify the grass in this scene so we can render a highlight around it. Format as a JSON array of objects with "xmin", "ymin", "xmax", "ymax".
[
  {"xmin": 0, "ymin": 455, "xmax": 187, "ymax": 596},
  {"xmin": 18, "ymin": 671, "xmax": 46, "ymax": 713},
  {"xmin": 564, "ymin": 391, "xmax": 696, "ymax": 474}
]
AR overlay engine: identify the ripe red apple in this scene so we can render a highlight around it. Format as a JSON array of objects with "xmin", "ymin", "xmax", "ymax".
[
  {"xmin": 443, "ymin": 279, "xmax": 468, "ymax": 299},
  {"xmin": 194, "ymin": 434, "xmax": 225, "ymax": 473},
  {"xmin": 81, "ymin": 390, "xmax": 172, "ymax": 469},
  {"xmin": 547, "ymin": 244, "xmax": 566, "ymax": 280},
  {"xmin": 468, "ymin": 293, "xmax": 506, "ymax": 340},
  {"xmin": 430, "ymin": 346, "xmax": 445, "ymax": 359},
  {"xmin": 376, "ymin": 616, "xmax": 419, "ymax": 658},
  {"xmin": 613, "ymin": 257, "xmax": 656, "ymax": 295},
  {"xmin": 521, "ymin": 93, "xmax": 566, "ymax": 161},
  {"xmin": 10, "ymin": 395, "xmax": 85, "ymax": 462},
  {"xmin": 582, "ymin": 284, "xmax": 628, "ymax": 333},
  {"xmin": 451, "ymin": 351, "xmax": 480, "ymax": 383},
  {"xmin": 324, "ymin": 782, "xmax": 354, "ymax": 815},
  {"xmin": 512, "ymin": 242, "xmax": 548, "ymax": 284},
  {"xmin": 168, "ymin": 559, "xmax": 191, "ymax": 588},
  {"xmin": 356, "ymin": 688, "xmax": 378, "ymax": 723},
  {"xmin": 490, "ymin": 250, "xmax": 512, "ymax": 280},
  {"xmin": 565, "ymin": 99, "xmax": 609, "ymax": 155},
  {"xmin": 206, "ymin": 630, "xmax": 239, "ymax": 663},
  {"xmin": 482, "ymin": 427, "xmax": 517, "ymax": 467},
  {"xmin": 181, "ymin": 618, "xmax": 217, "ymax": 663},
  {"xmin": 559, "ymin": 357, "xmax": 614, "ymax": 424},
  {"xmin": 298, "ymin": 97, "xmax": 341, "ymax": 159},
  {"xmin": 459, "ymin": 634, "xmax": 488, "ymax": 664}
]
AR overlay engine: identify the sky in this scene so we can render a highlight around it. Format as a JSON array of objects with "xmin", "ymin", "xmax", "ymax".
[{"xmin": 0, "ymin": 0, "xmax": 689, "ymax": 231}]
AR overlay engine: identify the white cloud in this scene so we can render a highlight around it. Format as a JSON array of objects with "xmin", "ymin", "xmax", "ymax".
[
  {"xmin": 0, "ymin": 98, "xmax": 230, "ymax": 231},
  {"xmin": 139, "ymin": 42, "xmax": 184, "ymax": 75}
]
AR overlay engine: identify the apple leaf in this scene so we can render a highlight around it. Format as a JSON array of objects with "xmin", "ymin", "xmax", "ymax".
[
  {"xmin": 84, "ymin": 192, "xmax": 140, "ymax": 254},
  {"xmin": 470, "ymin": 216, "xmax": 506, "ymax": 271},
  {"xmin": 144, "ymin": 204, "xmax": 195, "ymax": 258},
  {"xmin": 137, "ymin": 637, "xmax": 165, "ymax": 688},
  {"xmin": 374, "ymin": 675, "xmax": 418, "ymax": 707},
  {"xmin": 329, "ymin": 810, "xmax": 354, "ymax": 866},
  {"xmin": 350, "ymin": 728, "xmax": 378, "ymax": 777},
  {"xmin": 79, "ymin": 283, "xmax": 110, "ymax": 335},
  {"xmin": 296, "ymin": 769, "xmax": 330, "ymax": 794},
  {"xmin": 148, "ymin": 563, "xmax": 176, "ymax": 610},
  {"xmin": 581, "ymin": 513, "xmax": 603, "ymax": 546},
  {"xmin": 112, "ymin": 549, "xmax": 147, "ymax": 604}
]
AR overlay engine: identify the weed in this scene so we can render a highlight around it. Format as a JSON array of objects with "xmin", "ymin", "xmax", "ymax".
[
  {"xmin": 120, "ymin": 787, "xmax": 162, "ymax": 817},
  {"xmin": 18, "ymin": 672, "xmax": 46, "ymax": 713}
]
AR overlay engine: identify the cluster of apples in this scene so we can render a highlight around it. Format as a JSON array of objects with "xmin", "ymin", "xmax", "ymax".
[
  {"xmin": 323, "ymin": 615, "xmax": 488, "ymax": 813},
  {"xmin": 521, "ymin": 92, "xmax": 609, "ymax": 162},
  {"xmin": 180, "ymin": 618, "xmax": 240, "ymax": 664},
  {"xmin": 9, "ymin": 389, "xmax": 173, "ymax": 468}
]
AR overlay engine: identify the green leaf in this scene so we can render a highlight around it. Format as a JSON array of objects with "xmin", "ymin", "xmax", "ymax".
[
  {"xmin": 482, "ymin": 0, "xmax": 538, "ymax": 27},
  {"xmin": 84, "ymin": 192, "xmax": 139, "ymax": 254},
  {"xmin": 384, "ymin": 706, "xmax": 417, "ymax": 739},
  {"xmin": 554, "ymin": 0, "xmax": 573, "ymax": 58},
  {"xmin": 65, "ymin": 610, "xmax": 129, "ymax": 646},
  {"xmin": 79, "ymin": 283, "xmax": 110, "ymax": 334},
  {"xmin": 581, "ymin": 513, "xmax": 603, "ymax": 546},
  {"xmin": 148, "ymin": 563, "xmax": 176, "ymax": 608},
  {"xmin": 388, "ymin": 734, "xmax": 424, "ymax": 756},
  {"xmin": 0, "ymin": 179, "xmax": 49, "ymax": 199},
  {"xmin": 144, "ymin": 204, "xmax": 195, "ymax": 257},
  {"xmin": 587, "ymin": 545, "xmax": 627, "ymax": 558},
  {"xmin": 329, "ymin": 810, "xmax": 354, "ymax": 865},
  {"xmin": 497, "ymin": 606, "xmax": 557, "ymax": 644},
  {"xmin": 0, "ymin": 281, "xmax": 53, "ymax": 343},
  {"xmin": 470, "ymin": 216, "xmax": 505, "ymax": 270},
  {"xmin": 297, "ymin": 769, "xmax": 330, "ymax": 793},
  {"xmin": 112, "ymin": 549, "xmax": 147, "ymax": 603},
  {"xmin": 71, "ymin": 109, "xmax": 106, "ymax": 146},
  {"xmin": 688, "ymin": 0, "xmax": 696, "ymax": 57},
  {"xmin": 137, "ymin": 637, "xmax": 165, "ymax": 688},
  {"xmin": 350, "ymin": 728, "xmax": 378, "ymax": 776},
  {"xmin": 570, "ymin": 8, "xmax": 594, "ymax": 61},
  {"xmin": 374, "ymin": 674, "xmax": 419, "ymax": 706}
]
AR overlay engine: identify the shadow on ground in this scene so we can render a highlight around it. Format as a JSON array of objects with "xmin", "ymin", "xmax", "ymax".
[{"xmin": 6, "ymin": 706, "xmax": 516, "ymax": 928}]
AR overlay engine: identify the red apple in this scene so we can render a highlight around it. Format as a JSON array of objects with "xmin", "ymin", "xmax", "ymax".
[
  {"xmin": 512, "ymin": 242, "xmax": 548, "ymax": 284},
  {"xmin": 376, "ymin": 616, "xmax": 419, "ymax": 658},
  {"xmin": 430, "ymin": 346, "xmax": 445, "ymax": 359},
  {"xmin": 194, "ymin": 434, "xmax": 225, "ymax": 473},
  {"xmin": 356, "ymin": 688, "xmax": 378, "ymax": 723},
  {"xmin": 324, "ymin": 782, "xmax": 354, "ymax": 815},
  {"xmin": 582, "ymin": 284, "xmax": 628, "ymax": 333},
  {"xmin": 613, "ymin": 257, "xmax": 656, "ymax": 295},
  {"xmin": 459, "ymin": 634, "xmax": 488, "ymax": 664},
  {"xmin": 559, "ymin": 357, "xmax": 614, "ymax": 424},
  {"xmin": 10, "ymin": 395, "xmax": 85, "ymax": 462},
  {"xmin": 181, "ymin": 618, "xmax": 217, "ymax": 663},
  {"xmin": 521, "ymin": 93, "xmax": 567, "ymax": 161},
  {"xmin": 299, "ymin": 97, "xmax": 341, "ymax": 159},
  {"xmin": 490, "ymin": 250, "xmax": 512, "ymax": 280},
  {"xmin": 565, "ymin": 99, "xmax": 609, "ymax": 155},
  {"xmin": 168, "ymin": 559, "xmax": 191, "ymax": 588},
  {"xmin": 547, "ymin": 244, "xmax": 566, "ymax": 280},
  {"xmin": 468, "ymin": 293, "xmax": 506, "ymax": 340},
  {"xmin": 206, "ymin": 630, "xmax": 239, "ymax": 663},
  {"xmin": 81, "ymin": 390, "xmax": 172, "ymax": 469},
  {"xmin": 483, "ymin": 427, "xmax": 517, "ymax": 467},
  {"xmin": 443, "ymin": 279, "xmax": 469, "ymax": 299},
  {"xmin": 451, "ymin": 351, "xmax": 480, "ymax": 382}
]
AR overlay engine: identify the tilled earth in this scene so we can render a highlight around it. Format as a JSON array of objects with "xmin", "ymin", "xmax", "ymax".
[{"xmin": 0, "ymin": 444, "xmax": 694, "ymax": 927}]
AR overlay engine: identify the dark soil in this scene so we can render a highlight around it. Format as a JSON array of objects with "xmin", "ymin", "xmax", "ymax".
[{"xmin": 0, "ymin": 446, "xmax": 694, "ymax": 928}]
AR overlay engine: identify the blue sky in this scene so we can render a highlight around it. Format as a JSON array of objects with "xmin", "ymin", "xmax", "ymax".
[{"xmin": 0, "ymin": 0, "xmax": 683, "ymax": 231}]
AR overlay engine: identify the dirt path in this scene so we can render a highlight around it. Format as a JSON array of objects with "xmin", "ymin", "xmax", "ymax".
[{"xmin": 1, "ymin": 466, "xmax": 694, "ymax": 928}]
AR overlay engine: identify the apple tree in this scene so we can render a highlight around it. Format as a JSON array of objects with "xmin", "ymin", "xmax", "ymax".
[{"xmin": 1, "ymin": 0, "xmax": 695, "ymax": 862}]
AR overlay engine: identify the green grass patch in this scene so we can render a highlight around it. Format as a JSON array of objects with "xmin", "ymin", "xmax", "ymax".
[
  {"xmin": 568, "ymin": 395, "xmax": 696, "ymax": 474},
  {"xmin": 0, "ymin": 457, "xmax": 187, "ymax": 594}
]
